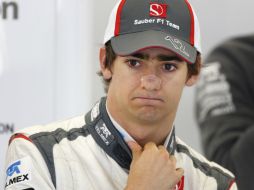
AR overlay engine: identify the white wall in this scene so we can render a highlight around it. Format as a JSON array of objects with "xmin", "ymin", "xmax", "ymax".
[
  {"xmin": 54, "ymin": 0, "xmax": 94, "ymax": 119},
  {"xmin": 1, "ymin": 0, "xmax": 254, "ymax": 188},
  {"xmin": 1, "ymin": 1, "xmax": 56, "ymax": 188},
  {"xmin": 0, "ymin": 0, "xmax": 94, "ymax": 188}
]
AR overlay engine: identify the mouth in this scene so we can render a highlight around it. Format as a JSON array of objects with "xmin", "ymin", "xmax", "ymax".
[{"xmin": 132, "ymin": 96, "xmax": 164, "ymax": 103}]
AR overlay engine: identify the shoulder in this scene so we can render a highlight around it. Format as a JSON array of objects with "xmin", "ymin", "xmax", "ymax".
[
  {"xmin": 21, "ymin": 114, "xmax": 85, "ymax": 134},
  {"xmin": 10, "ymin": 114, "xmax": 86, "ymax": 143},
  {"xmin": 5, "ymin": 114, "xmax": 87, "ymax": 189},
  {"xmin": 213, "ymin": 34, "xmax": 254, "ymax": 52},
  {"xmin": 175, "ymin": 137, "xmax": 236, "ymax": 189},
  {"xmin": 176, "ymin": 137, "xmax": 234, "ymax": 176},
  {"xmin": 206, "ymin": 34, "xmax": 254, "ymax": 64}
]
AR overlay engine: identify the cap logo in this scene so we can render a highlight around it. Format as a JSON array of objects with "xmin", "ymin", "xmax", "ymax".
[
  {"xmin": 150, "ymin": 3, "xmax": 168, "ymax": 18},
  {"xmin": 165, "ymin": 36, "xmax": 190, "ymax": 57}
]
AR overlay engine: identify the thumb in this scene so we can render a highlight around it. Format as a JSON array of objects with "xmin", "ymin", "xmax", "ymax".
[
  {"xmin": 175, "ymin": 168, "xmax": 184, "ymax": 182},
  {"xmin": 127, "ymin": 141, "xmax": 142, "ymax": 160}
]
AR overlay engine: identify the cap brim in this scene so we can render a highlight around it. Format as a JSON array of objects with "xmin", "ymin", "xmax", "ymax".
[{"xmin": 111, "ymin": 30, "xmax": 197, "ymax": 64}]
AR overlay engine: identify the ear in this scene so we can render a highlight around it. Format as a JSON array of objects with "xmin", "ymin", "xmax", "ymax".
[
  {"xmin": 99, "ymin": 47, "xmax": 112, "ymax": 80},
  {"xmin": 186, "ymin": 74, "xmax": 199, "ymax": 86}
]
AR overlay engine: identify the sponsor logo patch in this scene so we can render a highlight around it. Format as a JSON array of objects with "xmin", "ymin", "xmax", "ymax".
[
  {"xmin": 196, "ymin": 62, "xmax": 235, "ymax": 122},
  {"xmin": 150, "ymin": 3, "xmax": 168, "ymax": 18},
  {"xmin": 6, "ymin": 160, "xmax": 21, "ymax": 176},
  {"xmin": 95, "ymin": 120, "xmax": 114, "ymax": 146},
  {"xmin": 5, "ymin": 157, "xmax": 32, "ymax": 189}
]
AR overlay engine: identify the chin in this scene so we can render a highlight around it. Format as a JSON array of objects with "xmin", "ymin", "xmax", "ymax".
[{"xmin": 136, "ymin": 110, "xmax": 163, "ymax": 123}]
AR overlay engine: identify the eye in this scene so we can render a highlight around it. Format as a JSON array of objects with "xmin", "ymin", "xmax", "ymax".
[
  {"xmin": 126, "ymin": 59, "xmax": 141, "ymax": 68},
  {"xmin": 163, "ymin": 63, "xmax": 177, "ymax": 72}
]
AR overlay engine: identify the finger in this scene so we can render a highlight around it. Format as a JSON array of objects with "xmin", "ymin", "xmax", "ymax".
[
  {"xmin": 158, "ymin": 145, "xmax": 170, "ymax": 160},
  {"xmin": 157, "ymin": 145, "xmax": 166, "ymax": 150},
  {"xmin": 169, "ymin": 155, "xmax": 177, "ymax": 165},
  {"xmin": 127, "ymin": 141, "xmax": 142, "ymax": 160},
  {"xmin": 175, "ymin": 168, "xmax": 184, "ymax": 182},
  {"xmin": 144, "ymin": 142, "xmax": 157, "ymax": 150}
]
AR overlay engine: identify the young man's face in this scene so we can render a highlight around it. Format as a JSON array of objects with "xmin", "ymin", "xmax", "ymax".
[{"xmin": 101, "ymin": 47, "xmax": 197, "ymax": 126}]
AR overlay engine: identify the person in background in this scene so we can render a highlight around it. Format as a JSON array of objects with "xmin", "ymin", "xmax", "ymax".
[
  {"xmin": 195, "ymin": 34, "xmax": 254, "ymax": 190},
  {"xmin": 4, "ymin": 0, "xmax": 237, "ymax": 189}
]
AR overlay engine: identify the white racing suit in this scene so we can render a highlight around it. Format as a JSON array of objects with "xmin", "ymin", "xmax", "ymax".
[{"xmin": 4, "ymin": 97, "xmax": 237, "ymax": 190}]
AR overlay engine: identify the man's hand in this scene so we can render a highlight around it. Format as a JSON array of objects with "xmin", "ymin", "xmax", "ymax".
[{"xmin": 125, "ymin": 141, "xmax": 184, "ymax": 190}]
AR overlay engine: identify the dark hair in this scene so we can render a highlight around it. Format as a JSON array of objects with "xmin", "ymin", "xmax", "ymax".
[{"xmin": 98, "ymin": 41, "xmax": 202, "ymax": 92}]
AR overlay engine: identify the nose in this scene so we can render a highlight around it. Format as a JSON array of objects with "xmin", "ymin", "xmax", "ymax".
[{"xmin": 140, "ymin": 74, "xmax": 162, "ymax": 91}]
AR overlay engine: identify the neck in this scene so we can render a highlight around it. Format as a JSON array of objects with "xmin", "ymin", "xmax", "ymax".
[
  {"xmin": 124, "ymin": 121, "xmax": 173, "ymax": 147},
  {"xmin": 106, "ymin": 101, "xmax": 175, "ymax": 147}
]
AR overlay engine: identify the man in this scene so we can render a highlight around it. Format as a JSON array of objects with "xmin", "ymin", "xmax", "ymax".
[
  {"xmin": 195, "ymin": 34, "xmax": 254, "ymax": 190},
  {"xmin": 4, "ymin": 0, "xmax": 237, "ymax": 189}
]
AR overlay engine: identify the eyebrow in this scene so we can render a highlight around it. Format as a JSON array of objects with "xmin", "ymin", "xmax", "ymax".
[{"xmin": 129, "ymin": 53, "xmax": 182, "ymax": 62}]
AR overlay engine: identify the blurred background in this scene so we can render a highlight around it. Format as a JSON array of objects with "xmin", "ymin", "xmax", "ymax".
[{"xmin": 1, "ymin": 0, "xmax": 254, "ymax": 188}]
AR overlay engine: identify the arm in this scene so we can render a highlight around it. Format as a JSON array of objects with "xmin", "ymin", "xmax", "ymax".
[
  {"xmin": 195, "ymin": 36, "xmax": 254, "ymax": 190},
  {"xmin": 4, "ymin": 133, "xmax": 55, "ymax": 190}
]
